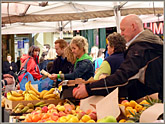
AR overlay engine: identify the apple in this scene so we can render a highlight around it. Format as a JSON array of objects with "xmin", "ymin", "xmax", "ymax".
[
  {"xmin": 35, "ymin": 107, "xmax": 42, "ymax": 111},
  {"xmin": 89, "ymin": 111, "xmax": 97, "ymax": 121},
  {"xmin": 59, "ymin": 111, "xmax": 66, "ymax": 117},
  {"xmin": 121, "ymin": 100, "xmax": 129, "ymax": 105},
  {"xmin": 76, "ymin": 111, "xmax": 86, "ymax": 120},
  {"xmin": 86, "ymin": 109, "xmax": 92, "ymax": 115},
  {"xmin": 42, "ymin": 106, "xmax": 48, "ymax": 113},
  {"xmin": 99, "ymin": 115, "xmax": 117, "ymax": 122},
  {"xmin": 47, "ymin": 108, "xmax": 58, "ymax": 113},
  {"xmin": 52, "ymin": 112, "xmax": 59, "ymax": 117},
  {"xmin": 57, "ymin": 106, "xmax": 65, "ymax": 112},
  {"xmin": 48, "ymin": 104, "xmax": 56, "ymax": 110}
]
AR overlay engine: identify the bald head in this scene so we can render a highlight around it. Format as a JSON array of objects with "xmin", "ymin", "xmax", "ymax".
[{"xmin": 120, "ymin": 14, "xmax": 144, "ymax": 42}]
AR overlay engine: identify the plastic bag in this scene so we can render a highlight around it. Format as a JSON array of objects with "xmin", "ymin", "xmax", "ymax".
[{"xmin": 20, "ymin": 72, "xmax": 54, "ymax": 92}]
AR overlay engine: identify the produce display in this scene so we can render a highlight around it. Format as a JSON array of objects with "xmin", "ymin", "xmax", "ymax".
[
  {"xmin": 6, "ymin": 81, "xmax": 60, "ymax": 101},
  {"xmin": 2, "ymin": 80, "xmax": 163, "ymax": 123},
  {"xmin": 22, "ymin": 102, "xmax": 98, "ymax": 123},
  {"xmin": 118, "ymin": 97, "xmax": 162, "ymax": 123}
]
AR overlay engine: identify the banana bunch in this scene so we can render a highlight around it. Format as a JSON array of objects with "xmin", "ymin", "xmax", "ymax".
[
  {"xmin": 7, "ymin": 91, "xmax": 24, "ymax": 101},
  {"xmin": 25, "ymin": 81, "xmax": 40, "ymax": 95},
  {"xmin": 40, "ymin": 88, "xmax": 59, "ymax": 100},
  {"xmin": 23, "ymin": 90, "xmax": 40, "ymax": 101}
]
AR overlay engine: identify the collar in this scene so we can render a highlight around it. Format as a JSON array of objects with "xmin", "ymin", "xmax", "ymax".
[{"xmin": 126, "ymin": 30, "xmax": 144, "ymax": 47}]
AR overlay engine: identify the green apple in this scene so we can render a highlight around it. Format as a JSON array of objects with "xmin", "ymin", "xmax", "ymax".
[{"xmin": 99, "ymin": 115, "xmax": 117, "ymax": 123}]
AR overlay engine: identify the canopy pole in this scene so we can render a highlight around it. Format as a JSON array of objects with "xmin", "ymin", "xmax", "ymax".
[
  {"xmin": 59, "ymin": 21, "xmax": 63, "ymax": 39},
  {"xmin": 114, "ymin": 5, "xmax": 121, "ymax": 33}
]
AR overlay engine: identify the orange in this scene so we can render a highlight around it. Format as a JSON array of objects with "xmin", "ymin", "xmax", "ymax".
[
  {"xmin": 41, "ymin": 113, "xmax": 51, "ymax": 120},
  {"xmin": 129, "ymin": 100, "xmax": 137, "ymax": 108},
  {"xmin": 25, "ymin": 114, "xmax": 33, "ymax": 122},
  {"xmin": 135, "ymin": 104, "xmax": 143, "ymax": 112},
  {"xmin": 32, "ymin": 114, "xmax": 41, "ymax": 122}
]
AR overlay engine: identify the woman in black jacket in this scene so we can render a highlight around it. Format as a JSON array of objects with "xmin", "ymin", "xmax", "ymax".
[{"xmin": 3, "ymin": 54, "xmax": 18, "ymax": 80}]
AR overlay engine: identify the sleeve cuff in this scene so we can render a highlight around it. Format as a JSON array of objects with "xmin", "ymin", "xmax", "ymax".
[
  {"xmin": 60, "ymin": 74, "xmax": 65, "ymax": 80},
  {"xmin": 85, "ymin": 83, "xmax": 93, "ymax": 96}
]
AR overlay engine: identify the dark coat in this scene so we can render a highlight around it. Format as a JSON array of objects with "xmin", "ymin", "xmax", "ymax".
[
  {"xmin": 3, "ymin": 61, "xmax": 18, "ymax": 78},
  {"xmin": 49, "ymin": 56, "xmax": 74, "ymax": 74},
  {"xmin": 86, "ymin": 29, "xmax": 163, "ymax": 101},
  {"xmin": 64, "ymin": 59, "xmax": 94, "ymax": 81}
]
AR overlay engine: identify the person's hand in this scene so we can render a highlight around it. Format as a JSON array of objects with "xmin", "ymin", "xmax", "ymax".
[
  {"xmin": 73, "ymin": 84, "xmax": 89, "ymax": 99},
  {"xmin": 48, "ymin": 74, "xmax": 57, "ymax": 81},
  {"xmin": 10, "ymin": 66, "xmax": 12, "ymax": 70}
]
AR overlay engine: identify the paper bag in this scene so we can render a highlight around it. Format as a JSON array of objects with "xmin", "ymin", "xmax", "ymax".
[
  {"xmin": 80, "ymin": 95, "xmax": 104, "ymax": 112},
  {"xmin": 140, "ymin": 103, "xmax": 164, "ymax": 123},
  {"xmin": 96, "ymin": 88, "xmax": 120, "ymax": 120}
]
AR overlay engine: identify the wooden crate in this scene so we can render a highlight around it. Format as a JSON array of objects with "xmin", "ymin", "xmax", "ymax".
[{"xmin": 5, "ymin": 98, "xmax": 64, "ymax": 110}]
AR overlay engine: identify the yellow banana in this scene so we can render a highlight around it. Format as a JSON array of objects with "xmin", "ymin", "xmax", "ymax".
[
  {"xmin": 28, "ymin": 90, "xmax": 37, "ymax": 96},
  {"xmin": 43, "ymin": 94, "xmax": 56, "ymax": 99},
  {"xmin": 7, "ymin": 92, "xmax": 24, "ymax": 101},
  {"xmin": 44, "ymin": 88, "xmax": 55, "ymax": 97},
  {"xmin": 24, "ymin": 93, "xmax": 27, "ymax": 100},
  {"xmin": 29, "ymin": 93, "xmax": 40, "ymax": 100},
  {"xmin": 26, "ymin": 93, "xmax": 33, "ymax": 101},
  {"xmin": 11, "ymin": 91, "xmax": 23, "ymax": 97},
  {"xmin": 25, "ymin": 81, "xmax": 30, "ymax": 91},
  {"xmin": 40, "ymin": 90, "xmax": 48, "ymax": 99},
  {"xmin": 29, "ymin": 81, "xmax": 40, "ymax": 95},
  {"xmin": 23, "ymin": 91, "xmax": 27, "ymax": 97}
]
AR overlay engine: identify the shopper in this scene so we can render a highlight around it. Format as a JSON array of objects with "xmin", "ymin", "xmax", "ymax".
[
  {"xmin": 3, "ymin": 54, "xmax": 18, "ymax": 80},
  {"xmin": 94, "ymin": 32, "xmax": 126, "ymax": 80},
  {"xmin": 73, "ymin": 14, "xmax": 163, "ymax": 101},
  {"xmin": 49, "ymin": 36, "xmax": 94, "ymax": 81},
  {"xmin": 48, "ymin": 39, "xmax": 74, "ymax": 74},
  {"xmin": 19, "ymin": 45, "xmax": 42, "ymax": 81}
]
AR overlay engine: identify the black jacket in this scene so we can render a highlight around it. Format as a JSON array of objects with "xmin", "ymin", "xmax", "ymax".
[
  {"xmin": 86, "ymin": 29, "xmax": 163, "ymax": 101},
  {"xmin": 3, "ymin": 61, "xmax": 18, "ymax": 74},
  {"xmin": 49, "ymin": 56, "xmax": 74, "ymax": 74}
]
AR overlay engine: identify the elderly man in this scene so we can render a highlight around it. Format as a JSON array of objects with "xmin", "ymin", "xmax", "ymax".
[{"xmin": 73, "ymin": 14, "xmax": 163, "ymax": 101}]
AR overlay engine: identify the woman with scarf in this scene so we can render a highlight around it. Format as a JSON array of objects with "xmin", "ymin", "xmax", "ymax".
[{"xmin": 49, "ymin": 36, "xmax": 94, "ymax": 81}]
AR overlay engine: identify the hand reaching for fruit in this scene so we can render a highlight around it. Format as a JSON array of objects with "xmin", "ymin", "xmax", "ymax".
[{"xmin": 72, "ymin": 84, "xmax": 88, "ymax": 99}]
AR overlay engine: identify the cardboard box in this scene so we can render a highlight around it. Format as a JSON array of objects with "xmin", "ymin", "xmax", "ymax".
[
  {"xmin": 5, "ymin": 98, "xmax": 64, "ymax": 110},
  {"xmin": 80, "ymin": 88, "xmax": 164, "ymax": 123}
]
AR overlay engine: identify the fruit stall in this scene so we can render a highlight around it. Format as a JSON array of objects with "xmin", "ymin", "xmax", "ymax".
[{"xmin": 1, "ymin": 81, "xmax": 164, "ymax": 123}]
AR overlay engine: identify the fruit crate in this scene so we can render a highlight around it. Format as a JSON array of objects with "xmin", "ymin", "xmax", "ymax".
[{"xmin": 5, "ymin": 98, "xmax": 64, "ymax": 110}]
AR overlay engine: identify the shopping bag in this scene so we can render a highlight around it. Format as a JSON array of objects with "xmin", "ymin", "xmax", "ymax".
[{"xmin": 20, "ymin": 72, "xmax": 54, "ymax": 92}]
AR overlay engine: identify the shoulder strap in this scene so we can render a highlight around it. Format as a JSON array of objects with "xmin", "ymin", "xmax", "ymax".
[{"xmin": 22, "ymin": 57, "xmax": 31, "ymax": 70}]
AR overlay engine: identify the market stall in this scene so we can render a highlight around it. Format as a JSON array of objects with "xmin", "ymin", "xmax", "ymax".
[{"xmin": 1, "ymin": 79, "xmax": 164, "ymax": 123}]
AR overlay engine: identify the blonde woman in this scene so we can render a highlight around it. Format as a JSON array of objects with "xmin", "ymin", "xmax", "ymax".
[
  {"xmin": 49, "ymin": 36, "xmax": 94, "ymax": 81},
  {"xmin": 64, "ymin": 45, "xmax": 76, "ymax": 65}
]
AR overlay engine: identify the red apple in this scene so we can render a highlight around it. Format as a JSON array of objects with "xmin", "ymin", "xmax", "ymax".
[
  {"xmin": 86, "ymin": 109, "xmax": 92, "ymax": 115},
  {"xmin": 59, "ymin": 111, "xmax": 66, "ymax": 117},
  {"xmin": 89, "ymin": 111, "xmax": 97, "ymax": 121},
  {"xmin": 76, "ymin": 111, "xmax": 86, "ymax": 120},
  {"xmin": 42, "ymin": 106, "xmax": 48, "ymax": 113},
  {"xmin": 121, "ymin": 100, "xmax": 129, "ymax": 105},
  {"xmin": 52, "ymin": 112, "xmax": 59, "ymax": 117}
]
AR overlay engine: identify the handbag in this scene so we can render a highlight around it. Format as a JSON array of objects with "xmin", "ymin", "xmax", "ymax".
[
  {"xmin": 20, "ymin": 72, "xmax": 54, "ymax": 92},
  {"xmin": 18, "ymin": 57, "xmax": 30, "ymax": 82}
]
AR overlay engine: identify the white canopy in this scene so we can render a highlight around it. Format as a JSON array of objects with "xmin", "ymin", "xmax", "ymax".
[{"xmin": 1, "ymin": 1, "xmax": 164, "ymax": 34}]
